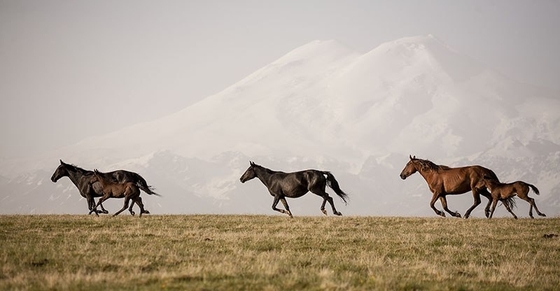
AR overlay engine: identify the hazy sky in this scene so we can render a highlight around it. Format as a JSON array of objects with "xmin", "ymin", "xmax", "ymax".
[{"xmin": 1, "ymin": 0, "xmax": 559, "ymax": 158}]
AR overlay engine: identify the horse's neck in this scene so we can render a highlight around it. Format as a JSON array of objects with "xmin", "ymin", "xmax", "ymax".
[
  {"xmin": 255, "ymin": 167, "xmax": 275, "ymax": 187},
  {"xmin": 417, "ymin": 167, "xmax": 437, "ymax": 183},
  {"xmin": 64, "ymin": 167, "xmax": 86, "ymax": 188}
]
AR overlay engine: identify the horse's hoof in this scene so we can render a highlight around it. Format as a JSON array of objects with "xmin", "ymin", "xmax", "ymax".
[
  {"xmin": 143, "ymin": 210, "xmax": 150, "ymax": 214},
  {"xmin": 454, "ymin": 212, "xmax": 462, "ymax": 218},
  {"xmin": 102, "ymin": 210, "xmax": 109, "ymax": 214},
  {"xmin": 540, "ymin": 213, "xmax": 547, "ymax": 217},
  {"xmin": 321, "ymin": 209, "xmax": 327, "ymax": 216},
  {"xmin": 335, "ymin": 212, "xmax": 342, "ymax": 216}
]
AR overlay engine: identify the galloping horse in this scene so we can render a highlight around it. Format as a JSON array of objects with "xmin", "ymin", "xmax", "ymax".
[
  {"xmin": 50, "ymin": 160, "xmax": 158, "ymax": 215},
  {"xmin": 240, "ymin": 161, "xmax": 348, "ymax": 217},
  {"xmin": 484, "ymin": 176, "xmax": 546, "ymax": 219},
  {"xmin": 90, "ymin": 170, "xmax": 146, "ymax": 217},
  {"xmin": 399, "ymin": 156, "xmax": 499, "ymax": 218}
]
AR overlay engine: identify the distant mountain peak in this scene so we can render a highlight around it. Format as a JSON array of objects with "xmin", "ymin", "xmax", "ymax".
[{"xmin": 272, "ymin": 39, "xmax": 358, "ymax": 66}]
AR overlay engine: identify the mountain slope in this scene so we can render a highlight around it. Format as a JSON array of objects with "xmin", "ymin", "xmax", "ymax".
[{"xmin": 2, "ymin": 35, "xmax": 559, "ymax": 216}]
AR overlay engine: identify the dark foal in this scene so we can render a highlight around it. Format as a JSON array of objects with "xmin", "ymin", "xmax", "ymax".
[{"xmin": 90, "ymin": 170, "xmax": 146, "ymax": 217}]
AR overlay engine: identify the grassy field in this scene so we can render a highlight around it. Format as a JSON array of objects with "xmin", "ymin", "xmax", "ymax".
[{"xmin": 0, "ymin": 215, "xmax": 559, "ymax": 291}]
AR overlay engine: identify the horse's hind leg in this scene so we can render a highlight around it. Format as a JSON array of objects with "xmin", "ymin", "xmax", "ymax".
[
  {"xmin": 320, "ymin": 198, "xmax": 328, "ymax": 215},
  {"xmin": 324, "ymin": 194, "xmax": 342, "ymax": 216},
  {"xmin": 135, "ymin": 197, "xmax": 150, "ymax": 215},
  {"xmin": 464, "ymin": 190, "xmax": 482, "ymax": 219},
  {"xmin": 439, "ymin": 196, "xmax": 461, "ymax": 217},
  {"xmin": 520, "ymin": 196, "xmax": 545, "ymax": 218},
  {"xmin": 132, "ymin": 197, "xmax": 148, "ymax": 217},
  {"xmin": 128, "ymin": 199, "xmax": 136, "ymax": 216},
  {"xmin": 532, "ymin": 199, "xmax": 546, "ymax": 217},
  {"xmin": 113, "ymin": 198, "xmax": 130, "ymax": 217},
  {"xmin": 313, "ymin": 188, "xmax": 341, "ymax": 216}
]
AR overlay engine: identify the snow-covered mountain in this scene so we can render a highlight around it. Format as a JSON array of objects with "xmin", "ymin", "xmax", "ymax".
[{"xmin": 2, "ymin": 35, "xmax": 559, "ymax": 217}]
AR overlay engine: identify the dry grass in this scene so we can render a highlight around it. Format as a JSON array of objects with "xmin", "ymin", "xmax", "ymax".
[{"xmin": 0, "ymin": 215, "xmax": 559, "ymax": 290}]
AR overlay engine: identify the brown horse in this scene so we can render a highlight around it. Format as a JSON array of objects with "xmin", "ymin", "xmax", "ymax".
[
  {"xmin": 240, "ymin": 161, "xmax": 348, "ymax": 217},
  {"xmin": 484, "ymin": 176, "xmax": 546, "ymax": 219},
  {"xmin": 89, "ymin": 170, "xmax": 146, "ymax": 217},
  {"xmin": 400, "ymin": 156, "xmax": 499, "ymax": 218}
]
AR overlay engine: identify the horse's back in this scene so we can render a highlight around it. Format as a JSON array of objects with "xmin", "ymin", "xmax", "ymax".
[
  {"xmin": 436, "ymin": 165, "xmax": 495, "ymax": 194},
  {"xmin": 271, "ymin": 170, "xmax": 325, "ymax": 197}
]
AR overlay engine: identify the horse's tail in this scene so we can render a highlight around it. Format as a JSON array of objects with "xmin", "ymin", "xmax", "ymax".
[
  {"xmin": 526, "ymin": 183, "xmax": 540, "ymax": 195},
  {"xmin": 502, "ymin": 196, "xmax": 517, "ymax": 210},
  {"xmin": 133, "ymin": 173, "xmax": 161, "ymax": 196},
  {"xmin": 323, "ymin": 172, "xmax": 348, "ymax": 204}
]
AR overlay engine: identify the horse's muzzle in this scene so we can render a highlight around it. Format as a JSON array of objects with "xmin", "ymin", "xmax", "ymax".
[{"xmin": 400, "ymin": 174, "xmax": 407, "ymax": 180}]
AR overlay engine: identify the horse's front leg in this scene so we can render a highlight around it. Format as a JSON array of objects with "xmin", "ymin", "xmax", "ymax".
[
  {"xmin": 479, "ymin": 189, "xmax": 493, "ymax": 218},
  {"xmin": 84, "ymin": 190, "xmax": 102, "ymax": 215},
  {"xmin": 98, "ymin": 200, "xmax": 109, "ymax": 214},
  {"xmin": 502, "ymin": 199, "xmax": 518, "ymax": 219},
  {"xmin": 279, "ymin": 197, "xmax": 293, "ymax": 218},
  {"xmin": 429, "ymin": 192, "xmax": 445, "ymax": 217},
  {"xmin": 271, "ymin": 195, "xmax": 292, "ymax": 217},
  {"xmin": 113, "ymin": 197, "xmax": 130, "ymax": 217},
  {"xmin": 488, "ymin": 198, "xmax": 499, "ymax": 219},
  {"xmin": 89, "ymin": 196, "xmax": 108, "ymax": 217},
  {"xmin": 439, "ymin": 195, "xmax": 461, "ymax": 217}
]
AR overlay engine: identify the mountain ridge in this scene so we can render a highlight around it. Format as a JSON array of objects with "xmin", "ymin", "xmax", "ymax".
[{"xmin": 1, "ymin": 35, "xmax": 559, "ymax": 216}]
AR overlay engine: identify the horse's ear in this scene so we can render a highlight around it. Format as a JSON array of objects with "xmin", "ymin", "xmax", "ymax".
[
  {"xmin": 250, "ymin": 161, "xmax": 255, "ymax": 166},
  {"xmin": 60, "ymin": 159, "xmax": 64, "ymax": 165}
]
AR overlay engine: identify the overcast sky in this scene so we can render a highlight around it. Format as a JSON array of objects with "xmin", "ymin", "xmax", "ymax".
[{"xmin": 1, "ymin": 0, "xmax": 559, "ymax": 159}]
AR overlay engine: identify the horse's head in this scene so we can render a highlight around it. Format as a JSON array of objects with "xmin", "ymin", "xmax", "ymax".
[
  {"xmin": 240, "ymin": 161, "xmax": 258, "ymax": 183},
  {"xmin": 51, "ymin": 160, "xmax": 69, "ymax": 182},
  {"xmin": 93, "ymin": 169, "xmax": 103, "ymax": 180},
  {"xmin": 482, "ymin": 175, "xmax": 499, "ymax": 191},
  {"xmin": 400, "ymin": 155, "xmax": 419, "ymax": 180}
]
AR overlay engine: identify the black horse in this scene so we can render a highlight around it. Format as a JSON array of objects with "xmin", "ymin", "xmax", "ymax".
[
  {"xmin": 240, "ymin": 161, "xmax": 348, "ymax": 217},
  {"xmin": 50, "ymin": 160, "xmax": 158, "ymax": 215}
]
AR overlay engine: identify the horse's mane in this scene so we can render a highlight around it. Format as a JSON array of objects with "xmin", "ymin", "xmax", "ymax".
[
  {"xmin": 415, "ymin": 158, "xmax": 449, "ymax": 172},
  {"xmin": 253, "ymin": 163, "xmax": 283, "ymax": 175},
  {"xmin": 63, "ymin": 162, "xmax": 92, "ymax": 175}
]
